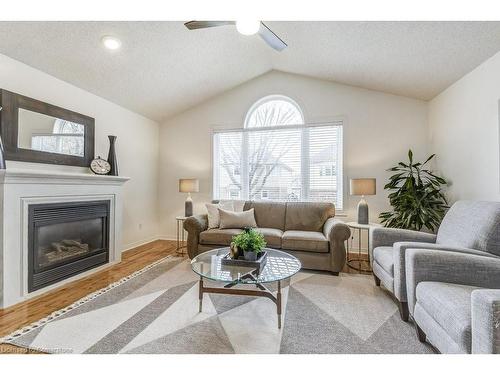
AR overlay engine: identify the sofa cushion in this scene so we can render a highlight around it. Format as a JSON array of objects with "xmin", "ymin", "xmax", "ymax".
[
  {"xmin": 285, "ymin": 202, "xmax": 335, "ymax": 232},
  {"xmin": 199, "ymin": 228, "xmax": 243, "ymax": 245},
  {"xmin": 416, "ymin": 281, "xmax": 478, "ymax": 349},
  {"xmin": 373, "ymin": 246, "xmax": 394, "ymax": 275},
  {"xmin": 282, "ymin": 230, "xmax": 329, "ymax": 253},
  {"xmin": 255, "ymin": 228, "xmax": 283, "ymax": 248},
  {"xmin": 244, "ymin": 201, "xmax": 287, "ymax": 231}
]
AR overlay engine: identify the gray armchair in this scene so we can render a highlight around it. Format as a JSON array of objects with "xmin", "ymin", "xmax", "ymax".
[
  {"xmin": 405, "ymin": 249, "xmax": 500, "ymax": 354},
  {"xmin": 370, "ymin": 200, "xmax": 500, "ymax": 321}
]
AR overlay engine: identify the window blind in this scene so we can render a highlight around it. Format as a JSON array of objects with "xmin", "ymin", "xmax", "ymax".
[{"xmin": 213, "ymin": 122, "xmax": 343, "ymax": 210}]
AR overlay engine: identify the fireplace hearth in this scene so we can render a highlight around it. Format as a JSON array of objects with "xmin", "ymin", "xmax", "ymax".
[{"xmin": 28, "ymin": 200, "xmax": 110, "ymax": 292}]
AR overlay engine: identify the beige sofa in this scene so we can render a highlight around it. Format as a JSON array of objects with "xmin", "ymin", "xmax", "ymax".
[{"xmin": 183, "ymin": 201, "xmax": 351, "ymax": 274}]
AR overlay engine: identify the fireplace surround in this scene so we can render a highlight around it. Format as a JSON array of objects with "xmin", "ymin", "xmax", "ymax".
[
  {"xmin": 28, "ymin": 200, "xmax": 110, "ymax": 292},
  {"xmin": 0, "ymin": 168, "xmax": 129, "ymax": 308}
]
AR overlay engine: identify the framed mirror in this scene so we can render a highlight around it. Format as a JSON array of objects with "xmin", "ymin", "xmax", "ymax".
[{"xmin": 0, "ymin": 89, "xmax": 94, "ymax": 167}]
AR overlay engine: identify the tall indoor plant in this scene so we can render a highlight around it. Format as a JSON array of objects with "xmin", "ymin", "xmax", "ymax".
[{"xmin": 379, "ymin": 150, "xmax": 448, "ymax": 232}]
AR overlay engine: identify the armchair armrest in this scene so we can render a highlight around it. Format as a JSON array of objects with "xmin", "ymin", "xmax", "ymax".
[
  {"xmin": 393, "ymin": 243, "xmax": 496, "ymax": 302},
  {"xmin": 183, "ymin": 214, "xmax": 208, "ymax": 259},
  {"xmin": 323, "ymin": 218, "xmax": 351, "ymax": 273},
  {"xmin": 370, "ymin": 227, "xmax": 436, "ymax": 257},
  {"xmin": 405, "ymin": 249, "xmax": 500, "ymax": 314},
  {"xmin": 472, "ymin": 289, "xmax": 500, "ymax": 354}
]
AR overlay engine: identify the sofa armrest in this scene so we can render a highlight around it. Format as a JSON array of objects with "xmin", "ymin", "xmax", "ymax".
[
  {"xmin": 393, "ymin": 243, "xmax": 495, "ymax": 302},
  {"xmin": 405, "ymin": 249, "xmax": 500, "ymax": 314},
  {"xmin": 323, "ymin": 218, "xmax": 351, "ymax": 273},
  {"xmin": 472, "ymin": 289, "xmax": 500, "ymax": 354},
  {"xmin": 183, "ymin": 214, "xmax": 208, "ymax": 259},
  {"xmin": 370, "ymin": 227, "xmax": 436, "ymax": 258}
]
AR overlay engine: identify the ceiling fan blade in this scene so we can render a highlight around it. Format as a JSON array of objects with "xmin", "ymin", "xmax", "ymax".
[
  {"xmin": 184, "ymin": 21, "xmax": 235, "ymax": 30},
  {"xmin": 258, "ymin": 22, "xmax": 287, "ymax": 51}
]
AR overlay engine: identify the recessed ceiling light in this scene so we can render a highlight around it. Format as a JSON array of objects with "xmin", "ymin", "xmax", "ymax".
[
  {"xmin": 101, "ymin": 36, "xmax": 121, "ymax": 50},
  {"xmin": 235, "ymin": 20, "xmax": 261, "ymax": 36}
]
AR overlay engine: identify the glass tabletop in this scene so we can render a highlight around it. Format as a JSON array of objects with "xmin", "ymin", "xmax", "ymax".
[{"xmin": 191, "ymin": 248, "xmax": 301, "ymax": 284}]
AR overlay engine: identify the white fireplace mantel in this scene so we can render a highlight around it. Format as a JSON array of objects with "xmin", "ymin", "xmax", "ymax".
[
  {"xmin": 0, "ymin": 168, "xmax": 129, "ymax": 185},
  {"xmin": 0, "ymin": 168, "xmax": 129, "ymax": 308}
]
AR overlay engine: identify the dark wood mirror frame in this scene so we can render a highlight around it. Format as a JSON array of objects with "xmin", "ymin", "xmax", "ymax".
[{"xmin": 0, "ymin": 89, "xmax": 95, "ymax": 167}]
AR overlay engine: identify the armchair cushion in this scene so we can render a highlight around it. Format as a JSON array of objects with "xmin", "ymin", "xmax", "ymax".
[{"xmin": 416, "ymin": 282, "xmax": 477, "ymax": 350}]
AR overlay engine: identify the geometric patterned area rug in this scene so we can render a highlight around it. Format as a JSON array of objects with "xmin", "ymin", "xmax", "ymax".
[{"xmin": 1, "ymin": 256, "xmax": 434, "ymax": 354}]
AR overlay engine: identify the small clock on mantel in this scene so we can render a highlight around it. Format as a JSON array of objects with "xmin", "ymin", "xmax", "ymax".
[{"xmin": 90, "ymin": 156, "xmax": 111, "ymax": 175}]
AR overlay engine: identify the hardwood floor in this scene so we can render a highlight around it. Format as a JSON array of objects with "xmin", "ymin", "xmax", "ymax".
[
  {"xmin": 0, "ymin": 239, "xmax": 180, "ymax": 354},
  {"xmin": 0, "ymin": 240, "xmax": 368, "ymax": 354}
]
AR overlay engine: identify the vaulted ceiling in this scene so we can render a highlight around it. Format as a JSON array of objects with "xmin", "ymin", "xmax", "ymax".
[{"xmin": 1, "ymin": 21, "xmax": 500, "ymax": 122}]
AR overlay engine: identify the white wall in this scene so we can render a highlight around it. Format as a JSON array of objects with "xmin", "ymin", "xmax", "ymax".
[
  {"xmin": 159, "ymin": 70, "xmax": 429, "ymax": 239},
  {"xmin": 0, "ymin": 54, "xmax": 160, "ymax": 250},
  {"xmin": 429, "ymin": 50, "xmax": 500, "ymax": 203}
]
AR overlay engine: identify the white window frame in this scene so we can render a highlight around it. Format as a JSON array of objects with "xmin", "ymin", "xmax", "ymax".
[
  {"xmin": 212, "ymin": 121, "xmax": 344, "ymax": 209},
  {"xmin": 244, "ymin": 95, "xmax": 305, "ymax": 127}
]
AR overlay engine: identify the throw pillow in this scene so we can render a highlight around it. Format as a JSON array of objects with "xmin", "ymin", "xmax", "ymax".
[
  {"xmin": 218, "ymin": 200, "xmax": 245, "ymax": 212},
  {"xmin": 231, "ymin": 200, "xmax": 246, "ymax": 212},
  {"xmin": 206, "ymin": 201, "xmax": 234, "ymax": 229},
  {"xmin": 218, "ymin": 208, "xmax": 257, "ymax": 229}
]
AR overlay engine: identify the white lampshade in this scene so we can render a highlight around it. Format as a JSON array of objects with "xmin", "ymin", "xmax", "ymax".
[
  {"xmin": 179, "ymin": 179, "xmax": 199, "ymax": 193},
  {"xmin": 350, "ymin": 178, "xmax": 376, "ymax": 196}
]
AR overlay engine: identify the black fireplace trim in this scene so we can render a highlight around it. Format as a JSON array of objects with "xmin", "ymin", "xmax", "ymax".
[{"xmin": 28, "ymin": 200, "xmax": 110, "ymax": 292}]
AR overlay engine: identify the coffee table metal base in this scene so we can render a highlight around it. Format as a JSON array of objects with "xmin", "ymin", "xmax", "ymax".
[{"xmin": 198, "ymin": 275, "xmax": 282, "ymax": 329}]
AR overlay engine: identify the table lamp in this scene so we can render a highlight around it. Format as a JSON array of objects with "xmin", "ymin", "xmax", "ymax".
[
  {"xmin": 179, "ymin": 178, "xmax": 199, "ymax": 217},
  {"xmin": 350, "ymin": 178, "xmax": 376, "ymax": 224}
]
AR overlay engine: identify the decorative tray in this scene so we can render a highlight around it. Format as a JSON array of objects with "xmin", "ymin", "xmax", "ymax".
[{"xmin": 221, "ymin": 251, "xmax": 268, "ymax": 273}]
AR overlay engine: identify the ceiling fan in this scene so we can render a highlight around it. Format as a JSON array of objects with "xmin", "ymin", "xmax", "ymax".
[{"xmin": 184, "ymin": 21, "xmax": 287, "ymax": 51}]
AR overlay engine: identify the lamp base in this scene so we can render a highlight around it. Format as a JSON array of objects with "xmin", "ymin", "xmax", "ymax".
[
  {"xmin": 185, "ymin": 200, "xmax": 193, "ymax": 217},
  {"xmin": 357, "ymin": 197, "xmax": 369, "ymax": 225},
  {"xmin": 185, "ymin": 194, "xmax": 193, "ymax": 217}
]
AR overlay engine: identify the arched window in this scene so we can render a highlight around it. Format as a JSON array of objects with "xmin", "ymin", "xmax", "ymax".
[
  {"xmin": 53, "ymin": 119, "xmax": 85, "ymax": 135},
  {"xmin": 213, "ymin": 95, "xmax": 344, "ymax": 209},
  {"xmin": 244, "ymin": 95, "xmax": 304, "ymax": 128},
  {"xmin": 31, "ymin": 119, "xmax": 85, "ymax": 157}
]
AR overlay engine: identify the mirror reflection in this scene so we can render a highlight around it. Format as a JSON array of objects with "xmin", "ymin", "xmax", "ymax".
[{"xmin": 18, "ymin": 108, "xmax": 85, "ymax": 157}]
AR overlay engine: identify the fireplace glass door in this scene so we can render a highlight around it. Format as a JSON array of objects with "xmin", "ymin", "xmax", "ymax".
[
  {"xmin": 28, "ymin": 200, "xmax": 110, "ymax": 292},
  {"xmin": 34, "ymin": 218, "xmax": 105, "ymax": 271}
]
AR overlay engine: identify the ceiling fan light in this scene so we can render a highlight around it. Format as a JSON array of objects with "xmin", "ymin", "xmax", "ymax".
[
  {"xmin": 236, "ymin": 20, "xmax": 261, "ymax": 36},
  {"xmin": 101, "ymin": 36, "xmax": 122, "ymax": 50}
]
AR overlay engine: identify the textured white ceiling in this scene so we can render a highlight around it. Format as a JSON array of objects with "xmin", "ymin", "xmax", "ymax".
[{"xmin": 0, "ymin": 21, "xmax": 500, "ymax": 122}]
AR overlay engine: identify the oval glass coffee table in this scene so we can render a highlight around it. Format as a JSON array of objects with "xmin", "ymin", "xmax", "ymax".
[{"xmin": 191, "ymin": 247, "xmax": 301, "ymax": 328}]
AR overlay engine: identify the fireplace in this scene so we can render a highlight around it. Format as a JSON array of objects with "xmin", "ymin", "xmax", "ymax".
[{"xmin": 28, "ymin": 200, "xmax": 110, "ymax": 292}]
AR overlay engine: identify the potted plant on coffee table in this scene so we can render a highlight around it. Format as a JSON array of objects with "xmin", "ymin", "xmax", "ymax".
[{"xmin": 231, "ymin": 228, "xmax": 267, "ymax": 261}]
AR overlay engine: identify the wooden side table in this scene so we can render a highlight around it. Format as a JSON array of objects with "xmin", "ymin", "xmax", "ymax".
[
  {"xmin": 176, "ymin": 216, "xmax": 188, "ymax": 255},
  {"xmin": 346, "ymin": 222, "xmax": 381, "ymax": 273}
]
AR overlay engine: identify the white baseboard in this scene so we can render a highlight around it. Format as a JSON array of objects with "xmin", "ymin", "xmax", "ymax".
[
  {"xmin": 156, "ymin": 235, "xmax": 177, "ymax": 241},
  {"xmin": 121, "ymin": 235, "xmax": 179, "ymax": 252}
]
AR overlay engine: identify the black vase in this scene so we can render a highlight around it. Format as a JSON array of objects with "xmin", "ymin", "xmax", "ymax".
[
  {"xmin": 107, "ymin": 135, "xmax": 118, "ymax": 176},
  {"xmin": 0, "ymin": 134, "xmax": 6, "ymax": 170}
]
